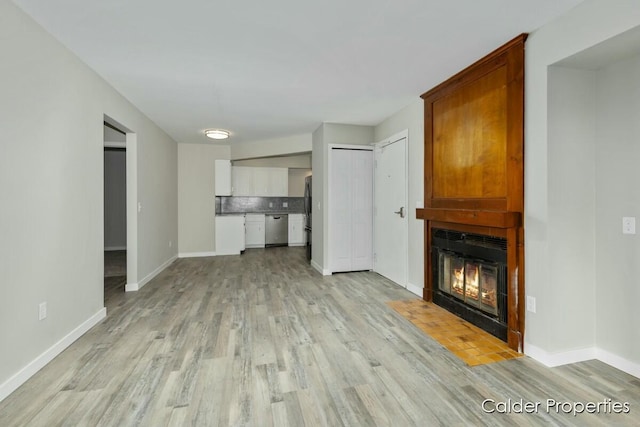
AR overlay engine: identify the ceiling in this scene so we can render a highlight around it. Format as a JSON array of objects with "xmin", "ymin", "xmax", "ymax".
[{"xmin": 13, "ymin": 0, "xmax": 582, "ymax": 145}]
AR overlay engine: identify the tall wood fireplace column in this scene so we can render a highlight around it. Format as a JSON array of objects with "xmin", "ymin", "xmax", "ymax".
[{"xmin": 416, "ymin": 35, "xmax": 526, "ymax": 352}]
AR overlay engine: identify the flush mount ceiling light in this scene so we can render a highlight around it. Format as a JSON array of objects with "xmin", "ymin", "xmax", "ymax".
[{"xmin": 204, "ymin": 129, "xmax": 230, "ymax": 140}]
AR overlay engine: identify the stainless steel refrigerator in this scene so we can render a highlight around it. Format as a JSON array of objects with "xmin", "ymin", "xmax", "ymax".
[{"xmin": 304, "ymin": 175, "xmax": 312, "ymax": 261}]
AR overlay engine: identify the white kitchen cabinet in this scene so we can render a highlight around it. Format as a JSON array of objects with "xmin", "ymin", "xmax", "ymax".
[
  {"xmin": 288, "ymin": 214, "xmax": 306, "ymax": 246},
  {"xmin": 232, "ymin": 166, "xmax": 254, "ymax": 196},
  {"xmin": 245, "ymin": 214, "xmax": 266, "ymax": 248},
  {"xmin": 253, "ymin": 167, "xmax": 270, "ymax": 196},
  {"xmin": 231, "ymin": 166, "xmax": 288, "ymax": 197},
  {"xmin": 215, "ymin": 215, "xmax": 245, "ymax": 255},
  {"xmin": 215, "ymin": 159, "xmax": 232, "ymax": 196},
  {"xmin": 268, "ymin": 167, "xmax": 288, "ymax": 196}
]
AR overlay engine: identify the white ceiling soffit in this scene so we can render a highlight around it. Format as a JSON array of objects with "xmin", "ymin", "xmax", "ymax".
[{"xmin": 12, "ymin": 0, "xmax": 583, "ymax": 144}]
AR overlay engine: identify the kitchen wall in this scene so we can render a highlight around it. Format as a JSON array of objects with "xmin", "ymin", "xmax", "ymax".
[
  {"xmin": 525, "ymin": 0, "xmax": 640, "ymax": 375},
  {"xmin": 230, "ymin": 133, "xmax": 312, "ymax": 160},
  {"xmin": 232, "ymin": 153, "xmax": 311, "ymax": 168},
  {"xmin": 178, "ymin": 143, "xmax": 230, "ymax": 256},
  {"xmin": 0, "ymin": 0, "xmax": 178, "ymax": 400},
  {"xmin": 288, "ymin": 169, "xmax": 312, "ymax": 197}
]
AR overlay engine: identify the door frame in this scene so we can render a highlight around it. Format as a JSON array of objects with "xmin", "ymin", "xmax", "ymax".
[
  {"xmin": 104, "ymin": 115, "xmax": 138, "ymax": 292},
  {"xmin": 373, "ymin": 129, "xmax": 409, "ymax": 288},
  {"xmin": 327, "ymin": 144, "xmax": 374, "ymax": 274}
]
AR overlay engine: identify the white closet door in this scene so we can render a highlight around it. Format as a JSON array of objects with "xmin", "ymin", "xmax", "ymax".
[
  {"xmin": 350, "ymin": 150, "xmax": 373, "ymax": 271},
  {"xmin": 330, "ymin": 148, "xmax": 373, "ymax": 273},
  {"xmin": 330, "ymin": 149, "xmax": 353, "ymax": 272}
]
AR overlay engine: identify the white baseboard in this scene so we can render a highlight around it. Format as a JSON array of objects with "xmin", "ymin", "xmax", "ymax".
[
  {"xmin": 525, "ymin": 343, "xmax": 639, "ymax": 379},
  {"xmin": 104, "ymin": 246, "xmax": 126, "ymax": 251},
  {"xmin": 596, "ymin": 348, "xmax": 640, "ymax": 379},
  {"xmin": 178, "ymin": 251, "xmax": 216, "ymax": 258},
  {"xmin": 406, "ymin": 282, "xmax": 423, "ymax": 297},
  {"xmin": 125, "ymin": 254, "xmax": 177, "ymax": 292},
  {"xmin": 525, "ymin": 343, "xmax": 596, "ymax": 367},
  {"xmin": 311, "ymin": 260, "xmax": 331, "ymax": 276},
  {"xmin": 288, "ymin": 243, "xmax": 305, "ymax": 247},
  {"xmin": 0, "ymin": 307, "xmax": 107, "ymax": 402}
]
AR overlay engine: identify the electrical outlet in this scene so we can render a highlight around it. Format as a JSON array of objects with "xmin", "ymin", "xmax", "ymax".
[
  {"xmin": 283, "ymin": 202, "xmax": 288, "ymax": 208},
  {"xmin": 269, "ymin": 202, "xmax": 273, "ymax": 208},
  {"xmin": 622, "ymin": 217, "xmax": 636, "ymax": 234},
  {"xmin": 526, "ymin": 296, "xmax": 536, "ymax": 313},
  {"xmin": 39, "ymin": 302, "xmax": 47, "ymax": 320},
  {"xmin": 169, "ymin": 240, "xmax": 172, "ymax": 247}
]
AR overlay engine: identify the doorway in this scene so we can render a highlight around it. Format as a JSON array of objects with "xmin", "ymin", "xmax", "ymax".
[
  {"xmin": 374, "ymin": 130, "xmax": 408, "ymax": 288},
  {"xmin": 103, "ymin": 121, "xmax": 127, "ymax": 300}
]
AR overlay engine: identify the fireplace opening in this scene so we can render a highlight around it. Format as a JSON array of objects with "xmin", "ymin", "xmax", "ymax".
[{"xmin": 432, "ymin": 229, "xmax": 508, "ymax": 341}]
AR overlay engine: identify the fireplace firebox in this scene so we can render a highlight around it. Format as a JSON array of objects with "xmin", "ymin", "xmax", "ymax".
[{"xmin": 431, "ymin": 228, "xmax": 508, "ymax": 341}]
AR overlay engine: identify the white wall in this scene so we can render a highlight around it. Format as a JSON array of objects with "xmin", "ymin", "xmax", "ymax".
[
  {"xmin": 311, "ymin": 123, "xmax": 374, "ymax": 273},
  {"xmin": 546, "ymin": 66, "xmax": 597, "ymax": 352},
  {"xmin": 230, "ymin": 133, "xmax": 312, "ymax": 160},
  {"xmin": 104, "ymin": 149, "xmax": 127, "ymax": 250},
  {"xmin": 525, "ymin": 0, "xmax": 640, "ymax": 374},
  {"xmin": 374, "ymin": 99, "xmax": 424, "ymax": 291},
  {"xmin": 594, "ymin": 54, "xmax": 640, "ymax": 364},
  {"xmin": 178, "ymin": 144, "xmax": 230, "ymax": 256},
  {"xmin": 311, "ymin": 125, "xmax": 325, "ymax": 270},
  {"xmin": 0, "ymin": 0, "xmax": 178, "ymax": 399}
]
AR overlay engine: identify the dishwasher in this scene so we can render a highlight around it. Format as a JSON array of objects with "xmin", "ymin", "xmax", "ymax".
[{"xmin": 265, "ymin": 214, "xmax": 288, "ymax": 246}]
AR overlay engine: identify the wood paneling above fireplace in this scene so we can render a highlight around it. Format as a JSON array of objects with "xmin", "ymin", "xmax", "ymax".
[{"xmin": 417, "ymin": 34, "xmax": 526, "ymax": 352}]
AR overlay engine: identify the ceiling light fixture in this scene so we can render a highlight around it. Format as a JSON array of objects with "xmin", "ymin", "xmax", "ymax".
[{"xmin": 204, "ymin": 129, "xmax": 230, "ymax": 140}]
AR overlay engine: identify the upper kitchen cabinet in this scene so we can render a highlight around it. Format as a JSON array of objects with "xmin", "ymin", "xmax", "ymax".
[
  {"xmin": 267, "ymin": 168, "xmax": 288, "ymax": 196},
  {"xmin": 214, "ymin": 159, "xmax": 232, "ymax": 196},
  {"xmin": 232, "ymin": 166, "xmax": 254, "ymax": 196},
  {"xmin": 231, "ymin": 166, "xmax": 288, "ymax": 197}
]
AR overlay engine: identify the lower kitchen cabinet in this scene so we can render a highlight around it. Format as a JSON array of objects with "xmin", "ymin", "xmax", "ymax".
[
  {"xmin": 215, "ymin": 215, "xmax": 245, "ymax": 255},
  {"xmin": 288, "ymin": 214, "xmax": 306, "ymax": 246},
  {"xmin": 245, "ymin": 214, "xmax": 266, "ymax": 248}
]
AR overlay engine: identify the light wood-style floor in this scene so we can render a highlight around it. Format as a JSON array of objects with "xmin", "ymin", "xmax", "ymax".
[{"xmin": 1, "ymin": 247, "xmax": 638, "ymax": 426}]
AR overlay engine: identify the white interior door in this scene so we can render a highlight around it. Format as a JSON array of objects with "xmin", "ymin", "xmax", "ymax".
[
  {"xmin": 350, "ymin": 150, "xmax": 374, "ymax": 271},
  {"xmin": 330, "ymin": 149, "xmax": 352, "ymax": 272},
  {"xmin": 374, "ymin": 134, "xmax": 408, "ymax": 287},
  {"xmin": 330, "ymin": 147, "xmax": 373, "ymax": 273}
]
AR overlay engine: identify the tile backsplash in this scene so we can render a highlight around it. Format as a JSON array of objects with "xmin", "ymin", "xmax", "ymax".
[{"xmin": 216, "ymin": 196, "xmax": 304, "ymax": 214}]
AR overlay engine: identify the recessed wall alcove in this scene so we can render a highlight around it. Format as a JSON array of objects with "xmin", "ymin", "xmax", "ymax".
[{"xmin": 545, "ymin": 25, "xmax": 640, "ymax": 359}]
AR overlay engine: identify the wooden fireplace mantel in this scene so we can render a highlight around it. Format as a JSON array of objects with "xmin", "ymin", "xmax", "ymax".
[
  {"xmin": 418, "ymin": 34, "xmax": 526, "ymax": 352},
  {"xmin": 416, "ymin": 208, "xmax": 521, "ymax": 229}
]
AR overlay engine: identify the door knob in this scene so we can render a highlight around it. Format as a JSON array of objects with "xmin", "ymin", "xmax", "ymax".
[{"xmin": 394, "ymin": 207, "xmax": 405, "ymax": 218}]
